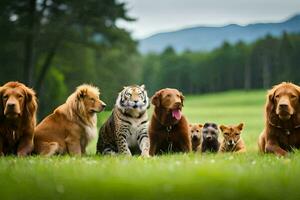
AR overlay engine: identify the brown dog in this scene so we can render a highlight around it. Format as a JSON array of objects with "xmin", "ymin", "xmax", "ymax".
[
  {"xmin": 189, "ymin": 123, "xmax": 203, "ymax": 152},
  {"xmin": 0, "ymin": 82, "xmax": 38, "ymax": 156},
  {"xmin": 219, "ymin": 123, "xmax": 246, "ymax": 153},
  {"xmin": 149, "ymin": 88, "xmax": 191, "ymax": 155},
  {"xmin": 258, "ymin": 82, "xmax": 300, "ymax": 156},
  {"xmin": 34, "ymin": 84, "xmax": 106, "ymax": 156}
]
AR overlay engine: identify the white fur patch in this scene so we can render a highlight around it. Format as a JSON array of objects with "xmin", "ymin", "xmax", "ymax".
[{"xmin": 85, "ymin": 125, "xmax": 97, "ymax": 142}]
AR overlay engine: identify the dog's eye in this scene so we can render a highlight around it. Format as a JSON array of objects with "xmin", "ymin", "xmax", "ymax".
[
  {"xmin": 275, "ymin": 95, "xmax": 280, "ymax": 99},
  {"xmin": 17, "ymin": 94, "xmax": 23, "ymax": 99},
  {"xmin": 224, "ymin": 132, "xmax": 229, "ymax": 136},
  {"xmin": 196, "ymin": 130, "xmax": 199, "ymax": 132},
  {"xmin": 291, "ymin": 95, "xmax": 297, "ymax": 99},
  {"xmin": 90, "ymin": 98, "xmax": 95, "ymax": 102},
  {"xmin": 235, "ymin": 133, "xmax": 239, "ymax": 136},
  {"xmin": 2, "ymin": 95, "xmax": 8, "ymax": 100}
]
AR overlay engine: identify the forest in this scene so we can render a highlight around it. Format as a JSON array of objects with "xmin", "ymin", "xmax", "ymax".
[{"xmin": 0, "ymin": 0, "xmax": 300, "ymax": 118}]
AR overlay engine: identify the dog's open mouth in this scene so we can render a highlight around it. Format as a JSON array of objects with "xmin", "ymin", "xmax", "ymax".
[{"xmin": 172, "ymin": 109, "xmax": 182, "ymax": 120}]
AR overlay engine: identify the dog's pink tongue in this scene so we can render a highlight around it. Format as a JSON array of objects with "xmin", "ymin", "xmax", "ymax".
[{"xmin": 172, "ymin": 109, "xmax": 182, "ymax": 120}]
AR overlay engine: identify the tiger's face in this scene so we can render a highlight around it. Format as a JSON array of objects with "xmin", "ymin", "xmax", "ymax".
[{"xmin": 117, "ymin": 85, "xmax": 149, "ymax": 114}]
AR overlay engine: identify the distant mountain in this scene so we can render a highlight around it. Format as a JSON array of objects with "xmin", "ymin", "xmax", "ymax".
[{"xmin": 139, "ymin": 14, "xmax": 300, "ymax": 53}]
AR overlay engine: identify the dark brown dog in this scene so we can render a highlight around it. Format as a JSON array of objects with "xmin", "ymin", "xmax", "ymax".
[
  {"xmin": 0, "ymin": 81, "xmax": 38, "ymax": 156},
  {"xmin": 149, "ymin": 88, "xmax": 191, "ymax": 155},
  {"xmin": 258, "ymin": 82, "xmax": 300, "ymax": 156}
]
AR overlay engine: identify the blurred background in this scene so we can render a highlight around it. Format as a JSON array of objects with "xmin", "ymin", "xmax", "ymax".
[{"xmin": 0, "ymin": 0, "xmax": 300, "ymax": 119}]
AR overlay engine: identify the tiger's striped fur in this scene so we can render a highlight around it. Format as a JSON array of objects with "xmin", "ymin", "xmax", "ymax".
[{"xmin": 96, "ymin": 85, "xmax": 150, "ymax": 156}]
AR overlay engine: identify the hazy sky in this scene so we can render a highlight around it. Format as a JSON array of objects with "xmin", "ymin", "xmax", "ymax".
[{"xmin": 117, "ymin": 0, "xmax": 300, "ymax": 39}]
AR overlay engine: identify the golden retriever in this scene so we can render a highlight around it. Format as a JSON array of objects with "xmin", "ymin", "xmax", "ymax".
[
  {"xmin": 258, "ymin": 82, "xmax": 300, "ymax": 156},
  {"xmin": 34, "ymin": 84, "xmax": 106, "ymax": 156},
  {"xmin": 0, "ymin": 81, "xmax": 37, "ymax": 156}
]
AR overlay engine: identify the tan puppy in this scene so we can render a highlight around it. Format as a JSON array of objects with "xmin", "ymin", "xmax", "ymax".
[
  {"xmin": 219, "ymin": 123, "xmax": 246, "ymax": 153},
  {"xmin": 34, "ymin": 84, "xmax": 106, "ymax": 156},
  {"xmin": 189, "ymin": 123, "xmax": 203, "ymax": 152}
]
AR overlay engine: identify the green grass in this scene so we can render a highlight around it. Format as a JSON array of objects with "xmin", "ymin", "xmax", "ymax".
[{"xmin": 2, "ymin": 90, "xmax": 299, "ymax": 200}]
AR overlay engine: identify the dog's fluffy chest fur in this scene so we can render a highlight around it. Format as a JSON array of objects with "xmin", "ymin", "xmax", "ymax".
[{"xmin": 78, "ymin": 114, "xmax": 97, "ymax": 146}]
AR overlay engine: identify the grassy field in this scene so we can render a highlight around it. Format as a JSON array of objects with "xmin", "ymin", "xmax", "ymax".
[{"xmin": 2, "ymin": 90, "xmax": 300, "ymax": 200}]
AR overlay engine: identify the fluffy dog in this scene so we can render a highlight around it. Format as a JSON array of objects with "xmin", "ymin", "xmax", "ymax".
[
  {"xmin": 258, "ymin": 82, "xmax": 300, "ymax": 156},
  {"xmin": 201, "ymin": 122, "xmax": 220, "ymax": 153},
  {"xmin": 149, "ymin": 88, "xmax": 191, "ymax": 155},
  {"xmin": 34, "ymin": 84, "xmax": 106, "ymax": 156},
  {"xmin": 0, "ymin": 81, "xmax": 37, "ymax": 156},
  {"xmin": 219, "ymin": 123, "xmax": 246, "ymax": 153},
  {"xmin": 189, "ymin": 123, "xmax": 203, "ymax": 152}
]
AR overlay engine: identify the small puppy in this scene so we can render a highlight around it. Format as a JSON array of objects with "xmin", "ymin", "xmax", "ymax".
[
  {"xmin": 219, "ymin": 123, "xmax": 246, "ymax": 153},
  {"xmin": 189, "ymin": 124, "xmax": 203, "ymax": 152},
  {"xmin": 201, "ymin": 123, "xmax": 220, "ymax": 153}
]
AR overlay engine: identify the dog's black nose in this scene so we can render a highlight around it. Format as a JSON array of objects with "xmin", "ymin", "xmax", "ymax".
[
  {"xmin": 206, "ymin": 135, "xmax": 212, "ymax": 140},
  {"xmin": 7, "ymin": 103, "xmax": 15, "ymax": 108},
  {"xmin": 174, "ymin": 102, "xmax": 182, "ymax": 108},
  {"xmin": 192, "ymin": 135, "xmax": 198, "ymax": 140},
  {"xmin": 279, "ymin": 104, "xmax": 288, "ymax": 109},
  {"xmin": 134, "ymin": 100, "xmax": 138, "ymax": 103}
]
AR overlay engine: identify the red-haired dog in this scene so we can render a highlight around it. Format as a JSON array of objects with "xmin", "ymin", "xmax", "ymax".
[
  {"xmin": 258, "ymin": 82, "xmax": 300, "ymax": 156},
  {"xmin": 0, "ymin": 81, "xmax": 38, "ymax": 156},
  {"xmin": 149, "ymin": 88, "xmax": 191, "ymax": 155}
]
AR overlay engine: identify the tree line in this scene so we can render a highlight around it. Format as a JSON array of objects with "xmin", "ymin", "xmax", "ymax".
[
  {"xmin": 141, "ymin": 32, "xmax": 300, "ymax": 95},
  {"xmin": 0, "ymin": 1, "xmax": 300, "ymax": 119}
]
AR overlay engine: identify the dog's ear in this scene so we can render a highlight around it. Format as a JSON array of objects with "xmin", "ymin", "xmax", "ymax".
[
  {"xmin": 267, "ymin": 88, "xmax": 275, "ymax": 109},
  {"xmin": 151, "ymin": 90, "xmax": 162, "ymax": 107},
  {"xmin": 78, "ymin": 88, "xmax": 87, "ymax": 99},
  {"xmin": 140, "ymin": 84, "xmax": 145, "ymax": 90},
  {"xmin": 180, "ymin": 92, "xmax": 185, "ymax": 106},
  {"xmin": 198, "ymin": 124, "xmax": 203, "ymax": 128},
  {"xmin": 24, "ymin": 86, "xmax": 38, "ymax": 120},
  {"xmin": 265, "ymin": 85, "xmax": 278, "ymax": 118},
  {"xmin": 219, "ymin": 125, "xmax": 227, "ymax": 132},
  {"xmin": 237, "ymin": 123, "xmax": 244, "ymax": 131}
]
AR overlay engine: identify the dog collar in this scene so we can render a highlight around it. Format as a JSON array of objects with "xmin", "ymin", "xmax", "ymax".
[
  {"xmin": 166, "ymin": 126, "xmax": 173, "ymax": 133},
  {"xmin": 268, "ymin": 121, "xmax": 300, "ymax": 135}
]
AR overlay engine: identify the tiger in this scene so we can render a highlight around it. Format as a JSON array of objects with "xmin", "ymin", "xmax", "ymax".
[{"xmin": 96, "ymin": 85, "xmax": 150, "ymax": 156}]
